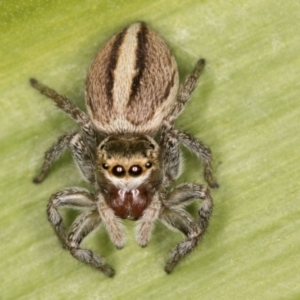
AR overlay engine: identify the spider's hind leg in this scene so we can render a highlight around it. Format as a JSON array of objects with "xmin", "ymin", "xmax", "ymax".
[
  {"xmin": 167, "ymin": 58, "xmax": 206, "ymax": 123},
  {"xmin": 160, "ymin": 59, "xmax": 218, "ymax": 188}
]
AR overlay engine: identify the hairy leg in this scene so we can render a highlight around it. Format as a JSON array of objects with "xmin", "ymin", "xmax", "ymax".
[
  {"xmin": 167, "ymin": 59, "xmax": 206, "ymax": 124},
  {"xmin": 96, "ymin": 191, "xmax": 125, "ymax": 249},
  {"xmin": 67, "ymin": 210, "xmax": 115, "ymax": 277},
  {"xmin": 160, "ymin": 123, "xmax": 182, "ymax": 185},
  {"xmin": 175, "ymin": 130, "xmax": 218, "ymax": 188},
  {"xmin": 47, "ymin": 187, "xmax": 96, "ymax": 247},
  {"xmin": 160, "ymin": 208, "xmax": 201, "ymax": 273},
  {"xmin": 164, "ymin": 183, "xmax": 210, "ymax": 207},
  {"xmin": 30, "ymin": 79, "xmax": 98, "ymax": 169},
  {"xmin": 30, "ymin": 78, "xmax": 88, "ymax": 125},
  {"xmin": 33, "ymin": 133, "xmax": 76, "ymax": 184},
  {"xmin": 160, "ymin": 124, "xmax": 218, "ymax": 188},
  {"xmin": 69, "ymin": 133, "xmax": 96, "ymax": 184},
  {"xmin": 160, "ymin": 183, "xmax": 213, "ymax": 273},
  {"xmin": 160, "ymin": 59, "xmax": 206, "ymax": 185},
  {"xmin": 159, "ymin": 57, "xmax": 218, "ymax": 188},
  {"xmin": 33, "ymin": 132, "xmax": 96, "ymax": 185},
  {"xmin": 135, "ymin": 192, "xmax": 161, "ymax": 247}
]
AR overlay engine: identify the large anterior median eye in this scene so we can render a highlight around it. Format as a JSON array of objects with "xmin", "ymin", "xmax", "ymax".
[
  {"xmin": 129, "ymin": 165, "xmax": 142, "ymax": 177},
  {"xmin": 112, "ymin": 165, "xmax": 125, "ymax": 177}
]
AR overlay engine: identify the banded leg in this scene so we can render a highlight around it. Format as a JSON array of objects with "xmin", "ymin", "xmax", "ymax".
[
  {"xmin": 33, "ymin": 133, "xmax": 76, "ymax": 184},
  {"xmin": 67, "ymin": 210, "xmax": 115, "ymax": 277},
  {"xmin": 176, "ymin": 130, "xmax": 218, "ymax": 188},
  {"xmin": 164, "ymin": 183, "xmax": 210, "ymax": 208},
  {"xmin": 160, "ymin": 59, "xmax": 206, "ymax": 184},
  {"xmin": 30, "ymin": 78, "xmax": 88, "ymax": 125},
  {"xmin": 167, "ymin": 59, "xmax": 206, "ymax": 124},
  {"xmin": 160, "ymin": 124, "xmax": 218, "ymax": 188},
  {"xmin": 34, "ymin": 132, "xmax": 96, "ymax": 185},
  {"xmin": 166, "ymin": 183, "xmax": 213, "ymax": 233},
  {"xmin": 160, "ymin": 123, "xmax": 182, "ymax": 185},
  {"xmin": 160, "ymin": 58, "xmax": 218, "ymax": 188},
  {"xmin": 161, "ymin": 208, "xmax": 201, "ymax": 274},
  {"xmin": 30, "ymin": 78, "xmax": 98, "ymax": 165},
  {"xmin": 47, "ymin": 188, "xmax": 96, "ymax": 248},
  {"xmin": 69, "ymin": 133, "xmax": 96, "ymax": 184},
  {"xmin": 160, "ymin": 183, "xmax": 213, "ymax": 273}
]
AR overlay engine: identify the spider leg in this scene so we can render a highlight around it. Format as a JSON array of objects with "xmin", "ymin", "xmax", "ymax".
[
  {"xmin": 67, "ymin": 210, "xmax": 115, "ymax": 277},
  {"xmin": 47, "ymin": 187, "xmax": 96, "ymax": 248},
  {"xmin": 96, "ymin": 191, "xmax": 125, "ymax": 249},
  {"xmin": 33, "ymin": 133, "xmax": 76, "ymax": 184},
  {"xmin": 30, "ymin": 79, "xmax": 98, "ymax": 165},
  {"xmin": 69, "ymin": 133, "xmax": 96, "ymax": 184},
  {"xmin": 30, "ymin": 78, "xmax": 88, "ymax": 125},
  {"xmin": 167, "ymin": 58, "xmax": 206, "ymax": 124},
  {"xmin": 160, "ymin": 183, "xmax": 213, "ymax": 273},
  {"xmin": 176, "ymin": 130, "xmax": 218, "ymax": 188},
  {"xmin": 165, "ymin": 183, "xmax": 210, "ymax": 207},
  {"xmin": 160, "ymin": 124, "xmax": 182, "ymax": 185},
  {"xmin": 34, "ymin": 132, "xmax": 96, "ymax": 185},
  {"xmin": 159, "ymin": 57, "xmax": 218, "ymax": 188},
  {"xmin": 135, "ymin": 192, "xmax": 161, "ymax": 247},
  {"xmin": 161, "ymin": 125, "xmax": 218, "ymax": 188},
  {"xmin": 160, "ymin": 59, "xmax": 206, "ymax": 185}
]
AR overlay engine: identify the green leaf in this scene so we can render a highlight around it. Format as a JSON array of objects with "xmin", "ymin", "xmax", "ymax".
[{"xmin": 1, "ymin": 0, "xmax": 299, "ymax": 299}]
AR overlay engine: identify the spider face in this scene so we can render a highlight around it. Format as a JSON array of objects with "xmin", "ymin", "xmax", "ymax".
[
  {"xmin": 96, "ymin": 136, "xmax": 162, "ymax": 220},
  {"xmin": 97, "ymin": 135, "xmax": 161, "ymax": 191},
  {"xmin": 31, "ymin": 22, "xmax": 218, "ymax": 277}
]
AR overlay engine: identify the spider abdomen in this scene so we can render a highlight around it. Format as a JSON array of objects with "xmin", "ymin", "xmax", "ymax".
[{"xmin": 85, "ymin": 22, "xmax": 179, "ymax": 135}]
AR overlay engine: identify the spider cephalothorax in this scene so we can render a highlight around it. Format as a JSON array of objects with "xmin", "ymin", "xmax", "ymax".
[{"xmin": 97, "ymin": 136, "xmax": 162, "ymax": 220}]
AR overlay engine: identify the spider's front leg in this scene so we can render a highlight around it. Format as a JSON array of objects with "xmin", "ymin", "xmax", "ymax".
[
  {"xmin": 47, "ymin": 188, "xmax": 115, "ymax": 277},
  {"xmin": 47, "ymin": 187, "xmax": 96, "ymax": 247},
  {"xmin": 160, "ymin": 183, "xmax": 213, "ymax": 273},
  {"xmin": 67, "ymin": 210, "xmax": 115, "ymax": 277}
]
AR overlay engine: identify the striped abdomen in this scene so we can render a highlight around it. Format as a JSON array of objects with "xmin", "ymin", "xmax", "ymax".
[{"xmin": 85, "ymin": 22, "xmax": 179, "ymax": 135}]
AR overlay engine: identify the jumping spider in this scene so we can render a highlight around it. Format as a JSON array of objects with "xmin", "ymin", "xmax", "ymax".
[{"xmin": 31, "ymin": 22, "xmax": 218, "ymax": 277}]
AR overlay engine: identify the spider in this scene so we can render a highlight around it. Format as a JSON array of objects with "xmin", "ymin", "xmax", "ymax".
[{"xmin": 31, "ymin": 22, "xmax": 218, "ymax": 277}]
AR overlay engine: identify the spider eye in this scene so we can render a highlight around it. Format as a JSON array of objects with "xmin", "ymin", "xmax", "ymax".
[
  {"xmin": 145, "ymin": 162, "xmax": 152, "ymax": 169},
  {"xmin": 102, "ymin": 163, "xmax": 109, "ymax": 170},
  {"xmin": 112, "ymin": 165, "xmax": 125, "ymax": 177},
  {"xmin": 129, "ymin": 165, "xmax": 142, "ymax": 177}
]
